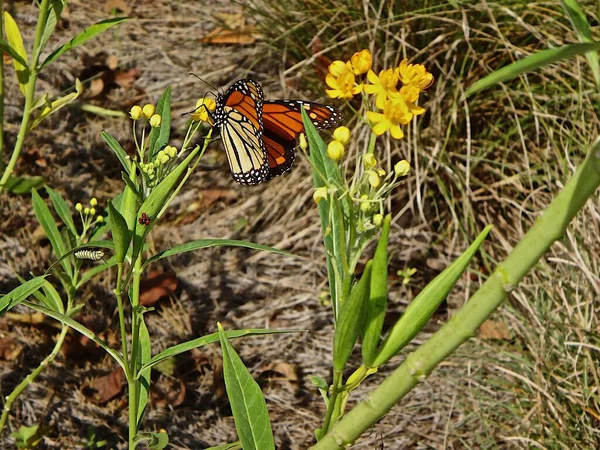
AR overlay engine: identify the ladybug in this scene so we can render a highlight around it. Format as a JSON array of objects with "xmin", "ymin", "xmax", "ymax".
[{"xmin": 138, "ymin": 212, "xmax": 151, "ymax": 226}]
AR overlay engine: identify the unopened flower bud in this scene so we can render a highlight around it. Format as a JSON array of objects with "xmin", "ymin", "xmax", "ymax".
[
  {"xmin": 96, "ymin": 216, "xmax": 104, "ymax": 223},
  {"xmin": 327, "ymin": 140, "xmax": 345, "ymax": 161},
  {"xmin": 84, "ymin": 207, "xmax": 90, "ymax": 215},
  {"xmin": 367, "ymin": 170, "xmax": 381, "ymax": 188},
  {"xmin": 90, "ymin": 198, "xmax": 98, "ymax": 207},
  {"xmin": 313, "ymin": 187, "xmax": 328, "ymax": 204},
  {"xmin": 299, "ymin": 133, "xmax": 307, "ymax": 151},
  {"xmin": 363, "ymin": 153, "xmax": 377, "ymax": 168},
  {"xmin": 332, "ymin": 126, "xmax": 350, "ymax": 144},
  {"xmin": 149, "ymin": 114, "xmax": 162, "ymax": 128},
  {"xmin": 373, "ymin": 213, "xmax": 383, "ymax": 226},
  {"xmin": 394, "ymin": 160, "xmax": 410, "ymax": 177},
  {"xmin": 142, "ymin": 104, "xmax": 155, "ymax": 119},
  {"xmin": 129, "ymin": 105, "xmax": 142, "ymax": 120},
  {"xmin": 75, "ymin": 203, "xmax": 83, "ymax": 212},
  {"xmin": 90, "ymin": 208, "xmax": 96, "ymax": 216},
  {"xmin": 360, "ymin": 202, "xmax": 371, "ymax": 213}
]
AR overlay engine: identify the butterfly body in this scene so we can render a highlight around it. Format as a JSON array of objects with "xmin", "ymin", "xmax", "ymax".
[{"xmin": 210, "ymin": 79, "xmax": 342, "ymax": 185}]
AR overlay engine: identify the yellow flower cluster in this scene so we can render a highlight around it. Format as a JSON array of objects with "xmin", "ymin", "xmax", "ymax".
[
  {"xmin": 192, "ymin": 98, "xmax": 217, "ymax": 123},
  {"xmin": 130, "ymin": 103, "xmax": 162, "ymax": 127},
  {"xmin": 325, "ymin": 49, "xmax": 433, "ymax": 140},
  {"xmin": 327, "ymin": 126, "xmax": 351, "ymax": 161}
]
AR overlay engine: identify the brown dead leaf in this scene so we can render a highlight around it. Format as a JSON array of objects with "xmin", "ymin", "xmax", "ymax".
[
  {"xmin": 200, "ymin": 26, "xmax": 260, "ymax": 45},
  {"xmin": 479, "ymin": 320, "xmax": 512, "ymax": 340},
  {"xmin": 152, "ymin": 377, "xmax": 186, "ymax": 408},
  {"xmin": 3, "ymin": 53, "xmax": 12, "ymax": 65},
  {"xmin": 114, "ymin": 68, "xmax": 140, "ymax": 89},
  {"xmin": 0, "ymin": 337, "xmax": 23, "ymax": 361},
  {"xmin": 103, "ymin": 0, "xmax": 132, "ymax": 14},
  {"xmin": 87, "ymin": 78, "xmax": 105, "ymax": 98},
  {"xmin": 261, "ymin": 361, "xmax": 299, "ymax": 383},
  {"xmin": 82, "ymin": 367, "xmax": 125, "ymax": 405},
  {"xmin": 139, "ymin": 271, "xmax": 178, "ymax": 306}
]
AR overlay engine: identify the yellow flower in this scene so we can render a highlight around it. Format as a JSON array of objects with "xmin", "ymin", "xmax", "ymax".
[
  {"xmin": 192, "ymin": 98, "xmax": 217, "ymax": 122},
  {"xmin": 142, "ymin": 104, "xmax": 155, "ymax": 119},
  {"xmin": 332, "ymin": 126, "xmax": 350, "ymax": 144},
  {"xmin": 367, "ymin": 170, "xmax": 381, "ymax": 188},
  {"xmin": 327, "ymin": 140, "xmax": 345, "ymax": 161},
  {"xmin": 350, "ymin": 49, "xmax": 372, "ymax": 75},
  {"xmin": 149, "ymin": 114, "xmax": 162, "ymax": 128},
  {"xmin": 313, "ymin": 187, "xmax": 328, "ymax": 204},
  {"xmin": 363, "ymin": 69, "xmax": 398, "ymax": 109},
  {"xmin": 396, "ymin": 59, "xmax": 434, "ymax": 90},
  {"xmin": 366, "ymin": 96, "xmax": 412, "ymax": 140},
  {"xmin": 394, "ymin": 160, "xmax": 410, "ymax": 177},
  {"xmin": 129, "ymin": 105, "xmax": 142, "ymax": 120},
  {"xmin": 395, "ymin": 86, "xmax": 426, "ymax": 116},
  {"xmin": 362, "ymin": 153, "xmax": 377, "ymax": 168},
  {"xmin": 326, "ymin": 61, "xmax": 361, "ymax": 99}
]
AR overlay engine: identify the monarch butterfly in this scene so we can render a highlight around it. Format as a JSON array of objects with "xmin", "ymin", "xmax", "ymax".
[
  {"xmin": 74, "ymin": 249, "xmax": 105, "ymax": 261},
  {"xmin": 208, "ymin": 79, "xmax": 342, "ymax": 185}
]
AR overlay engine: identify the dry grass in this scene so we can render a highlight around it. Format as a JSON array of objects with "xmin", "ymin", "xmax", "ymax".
[{"xmin": 1, "ymin": 0, "xmax": 599, "ymax": 449}]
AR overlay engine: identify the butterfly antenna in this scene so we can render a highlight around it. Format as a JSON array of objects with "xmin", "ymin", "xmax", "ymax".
[{"xmin": 188, "ymin": 72, "xmax": 223, "ymax": 95}]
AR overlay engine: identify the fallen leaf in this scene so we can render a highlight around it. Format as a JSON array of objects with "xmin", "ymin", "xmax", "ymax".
[
  {"xmin": 261, "ymin": 361, "xmax": 299, "ymax": 382},
  {"xmin": 479, "ymin": 320, "xmax": 512, "ymax": 340},
  {"xmin": 82, "ymin": 367, "xmax": 125, "ymax": 405},
  {"xmin": 139, "ymin": 271, "xmax": 178, "ymax": 306},
  {"xmin": 200, "ymin": 26, "xmax": 260, "ymax": 45},
  {"xmin": 152, "ymin": 377, "xmax": 186, "ymax": 408},
  {"xmin": 0, "ymin": 337, "xmax": 23, "ymax": 361},
  {"xmin": 114, "ymin": 68, "xmax": 140, "ymax": 89},
  {"xmin": 104, "ymin": 0, "xmax": 132, "ymax": 14}
]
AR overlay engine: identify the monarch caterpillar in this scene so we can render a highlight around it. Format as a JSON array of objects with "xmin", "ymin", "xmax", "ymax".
[{"xmin": 74, "ymin": 249, "xmax": 105, "ymax": 261}]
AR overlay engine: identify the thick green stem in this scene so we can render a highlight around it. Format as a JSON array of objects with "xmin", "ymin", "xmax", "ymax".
[
  {"xmin": 0, "ymin": 0, "xmax": 49, "ymax": 192},
  {"xmin": 114, "ymin": 263, "xmax": 130, "ymax": 376},
  {"xmin": 311, "ymin": 146, "xmax": 600, "ymax": 449},
  {"xmin": 0, "ymin": 325, "xmax": 68, "ymax": 433},
  {"xmin": 128, "ymin": 254, "xmax": 143, "ymax": 448}
]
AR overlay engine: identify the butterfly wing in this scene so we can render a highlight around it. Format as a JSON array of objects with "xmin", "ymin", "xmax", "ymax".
[
  {"xmin": 262, "ymin": 100, "xmax": 343, "ymax": 180},
  {"xmin": 214, "ymin": 79, "xmax": 268, "ymax": 185}
]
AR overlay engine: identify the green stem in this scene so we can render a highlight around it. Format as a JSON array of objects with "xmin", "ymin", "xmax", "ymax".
[
  {"xmin": 311, "ymin": 146, "xmax": 600, "ymax": 449},
  {"xmin": 366, "ymin": 131, "xmax": 377, "ymax": 154},
  {"xmin": 0, "ymin": 325, "xmax": 68, "ymax": 433},
  {"xmin": 114, "ymin": 263, "xmax": 130, "ymax": 376},
  {"xmin": 0, "ymin": 0, "xmax": 50, "ymax": 193},
  {"xmin": 0, "ymin": 0, "xmax": 5, "ymax": 171},
  {"xmin": 128, "ymin": 253, "xmax": 143, "ymax": 448},
  {"xmin": 320, "ymin": 370, "xmax": 343, "ymax": 437}
]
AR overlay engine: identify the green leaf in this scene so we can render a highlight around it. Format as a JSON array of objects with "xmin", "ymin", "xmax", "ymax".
[
  {"xmin": 561, "ymin": 0, "xmax": 600, "ymax": 89},
  {"xmin": 16, "ymin": 272, "xmax": 64, "ymax": 314},
  {"xmin": 148, "ymin": 87, "xmax": 171, "ymax": 160},
  {"xmin": 108, "ymin": 201, "xmax": 130, "ymax": 264},
  {"xmin": 333, "ymin": 260, "xmax": 372, "ymax": 371},
  {"xmin": 32, "ymin": 189, "xmax": 72, "ymax": 278},
  {"xmin": 29, "ymin": 79, "xmax": 83, "ymax": 130},
  {"xmin": 41, "ymin": 17, "xmax": 130, "ymax": 69},
  {"xmin": 133, "ymin": 431, "xmax": 169, "ymax": 450},
  {"xmin": 0, "ymin": 276, "xmax": 48, "ymax": 315},
  {"xmin": 39, "ymin": 0, "xmax": 66, "ymax": 55},
  {"xmin": 137, "ymin": 317, "xmax": 152, "ymax": 429},
  {"xmin": 121, "ymin": 172, "xmax": 141, "ymax": 200},
  {"xmin": 3, "ymin": 175, "xmax": 44, "ymax": 194},
  {"xmin": 138, "ymin": 328, "xmax": 301, "ymax": 376},
  {"xmin": 0, "ymin": 39, "xmax": 28, "ymax": 69},
  {"xmin": 3, "ymin": 12, "xmax": 29, "ymax": 95},
  {"xmin": 101, "ymin": 131, "xmax": 131, "ymax": 175},
  {"xmin": 10, "ymin": 424, "xmax": 46, "ymax": 449},
  {"xmin": 218, "ymin": 323, "xmax": 275, "ymax": 450},
  {"xmin": 22, "ymin": 300, "xmax": 126, "ymax": 371},
  {"xmin": 362, "ymin": 215, "xmax": 391, "ymax": 368},
  {"xmin": 45, "ymin": 186, "xmax": 77, "ymax": 238},
  {"xmin": 372, "ymin": 225, "xmax": 492, "ymax": 367},
  {"xmin": 143, "ymin": 239, "xmax": 295, "ymax": 269},
  {"xmin": 77, "ymin": 254, "xmax": 117, "ymax": 288},
  {"xmin": 465, "ymin": 42, "xmax": 600, "ymax": 97},
  {"xmin": 204, "ymin": 443, "xmax": 242, "ymax": 450}
]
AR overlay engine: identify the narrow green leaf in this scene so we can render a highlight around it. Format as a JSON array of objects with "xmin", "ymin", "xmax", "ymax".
[
  {"xmin": 3, "ymin": 12, "xmax": 29, "ymax": 95},
  {"xmin": 138, "ymin": 328, "xmax": 301, "ymax": 375},
  {"xmin": 561, "ymin": 0, "xmax": 600, "ymax": 89},
  {"xmin": 143, "ymin": 239, "xmax": 295, "ymax": 269},
  {"xmin": 40, "ymin": 280, "xmax": 64, "ymax": 313},
  {"xmin": 45, "ymin": 186, "xmax": 77, "ymax": 238},
  {"xmin": 39, "ymin": 0, "xmax": 66, "ymax": 54},
  {"xmin": 465, "ymin": 42, "xmax": 600, "ymax": 97},
  {"xmin": 29, "ymin": 78, "xmax": 83, "ymax": 130},
  {"xmin": 372, "ymin": 225, "xmax": 492, "ymax": 367},
  {"xmin": 137, "ymin": 318, "xmax": 151, "ymax": 428},
  {"xmin": 101, "ymin": 131, "xmax": 131, "ymax": 175},
  {"xmin": 148, "ymin": 87, "xmax": 171, "ymax": 160},
  {"xmin": 0, "ymin": 38, "xmax": 28, "ymax": 68},
  {"xmin": 362, "ymin": 215, "xmax": 391, "ymax": 368},
  {"xmin": 41, "ymin": 17, "xmax": 130, "ymax": 68},
  {"xmin": 204, "ymin": 443, "xmax": 242, "ymax": 450},
  {"xmin": 133, "ymin": 432, "xmax": 169, "ymax": 450},
  {"xmin": 3, "ymin": 175, "xmax": 44, "ymax": 194},
  {"xmin": 32, "ymin": 189, "xmax": 72, "ymax": 278},
  {"xmin": 77, "ymin": 255, "xmax": 117, "ymax": 288},
  {"xmin": 0, "ymin": 276, "xmax": 48, "ymax": 315},
  {"xmin": 108, "ymin": 201, "xmax": 130, "ymax": 264},
  {"xmin": 22, "ymin": 300, "xmax": 126, "ymax": 371},
  {"xmin": 333, "ymin": 261, "xmax": 372, "ymax": 371},
  {"xmin": 218, "ymin": 323, "xmax": 275, "ymax": 450},
  {"xmin": 121, "ymin": 172, "xmax": 141, "ymax": 199}
]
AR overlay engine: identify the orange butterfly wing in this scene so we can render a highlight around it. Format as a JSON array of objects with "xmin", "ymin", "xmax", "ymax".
[{"xmin": 262, "ymin": 100, "xmax": 342, "ymax": 180}]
